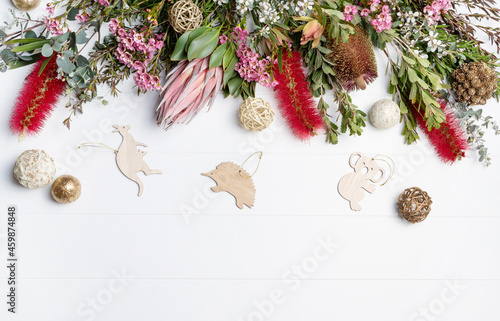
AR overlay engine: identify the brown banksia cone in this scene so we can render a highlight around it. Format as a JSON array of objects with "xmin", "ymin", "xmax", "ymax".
[
  {"xmin": 452, "ymin": 61, "xmax": 498, "ymax": 105},
  {"xmin": 324, "ymin": 25, "xmax": 378, "ymax": 92}
]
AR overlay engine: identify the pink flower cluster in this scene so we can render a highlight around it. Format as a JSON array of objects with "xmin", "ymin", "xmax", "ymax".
[
  {"xmin": 43, "ymin": 17, "xmax": 64, "ymax": 36},
  {"xmin": 342, "ymin": 1, "xmax": 392, "ymax": 33},
  {"xmin": 109, "ymin": 19, "xmax": 164, "ymax": 91},
  {"xmin": 343, "ymin": 5, "xmax": 359, "ymax": 22},
  {"xmin": 231, "ymin": 27, "xmax": 277, "ymax": 88},
  {"xmin": 46, "ymin": 3, "xmax": 55, "ymax": 15},
  {"xmin": 371, "ymin": 5, "xmax": 392, "ymax": 32},
  {"xmin": 96, "ymin": 0, "xmax": 110, "ymax": 6},
  {"xmin": 75, "ymin": 13, "xmax": 89, "ymax": 23},
  {"xmin": 424, "ymin": 0, "xmax": 451, "ymax": 25}
]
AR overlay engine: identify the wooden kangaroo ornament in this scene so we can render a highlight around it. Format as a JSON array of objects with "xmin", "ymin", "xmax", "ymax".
[
  {"xmin": 338, "ymin": 152, "xmax": 386, "ymax": 211},
  {"xmin": 113, "ymin": 125, "xmax": 162, "ymax": 196}
]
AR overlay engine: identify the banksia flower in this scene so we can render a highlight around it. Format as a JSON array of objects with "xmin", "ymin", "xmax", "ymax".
[
  {"xmin": 272, "ymin": 51, "xmax": 324, "ymax": 140},
  {"xmin": 324, "ymin": 25, "xmax": 378, "ymax": 91},
  {"xmin": 9, "ymin": 56, "xmax": 66, "ymax": 139},
  {"xmin": 412, "ymin": 100, "xmax": 469, "ymax": 164},
  {"xmin": 452, "ymin": 61, "xmax": 498, "ymax": 105},
  {"xmin": 156, "ymin": 57, "xmax": 223, "ymax": 129}
]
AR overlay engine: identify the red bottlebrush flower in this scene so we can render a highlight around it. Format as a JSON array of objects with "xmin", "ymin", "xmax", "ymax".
[
  {"xmin": 412, "ymin": 100, "xmax": 469, "ymax": 163},
  {"xmin": 272, "ymin": 51, "xmax": 324, "ymax": 140},
  {"xmin": 9, "ymin": 55, "xmax": 66, "ymax": 139}
]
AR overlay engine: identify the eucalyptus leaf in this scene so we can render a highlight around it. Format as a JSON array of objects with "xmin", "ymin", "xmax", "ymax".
[
  {"xmin": 67, "ymin": 7, "xmax": 79, "ymax": 21},
  {"xmin": 223, "ymin": 55, "xmax": 237, "ymax": 86},
  {"xmin": 25, "ymin": 30, "xmax": 37, "ymax": 39},
  {"xmin": 57, "ymin": 56, "xmax": 76, "ymax": 74},
  {"xmin": 56, "ymin": 32, "xmax": 70, "ymax": 43},
  {"xmin": 186, "ymin": 27, "xmax": 209, "ymax": 49},
  {"xmin": 41, "ymin": 43, "xmax": 53, "ymax": 57},
  {"xmin": 76, "ymin": 30, "xmax": 89, "ymax": 45}
]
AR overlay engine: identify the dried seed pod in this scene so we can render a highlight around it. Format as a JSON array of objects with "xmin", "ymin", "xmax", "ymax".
[{"xmin": 452, "ymin": 61, "xmax": 497, "ymax": 105}]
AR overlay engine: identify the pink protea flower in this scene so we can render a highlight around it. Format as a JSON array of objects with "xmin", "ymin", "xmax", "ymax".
[{"xmin": 156, "ymin": 58, "xmax": 223, "ymax": 129}]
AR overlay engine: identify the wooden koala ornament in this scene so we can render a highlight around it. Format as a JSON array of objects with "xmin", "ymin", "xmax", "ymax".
[
  {"xmin": 202, "ymin": 162, "xmax": 256, "ymax": 209},
  {"xmin": 338, "ymin": 152, "xmax": 386, "ymax": 211},
  {"xmin": 113, "ymin": 124, "xmax": 162, "ymax": 196}
]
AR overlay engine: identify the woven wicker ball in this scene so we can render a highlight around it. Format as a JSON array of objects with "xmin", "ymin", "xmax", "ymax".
[
  {"xmin": 168, "ymin": 0, "xmax": 203, "ymax": 34},
  {"xmin": 239, "ymin": 97, "xmax": 275, "ymax": 131},
  {"xmin": 398, "ymin": 187, "xmax": 432, "ymax": 223}
]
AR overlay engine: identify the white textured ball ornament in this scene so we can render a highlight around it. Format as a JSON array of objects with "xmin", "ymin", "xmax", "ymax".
[
  {"xmin": 369, "ymin": 99, "xmax": 401, "ymax": 129},
  {"xmin": 14, "ymin": 150, "xmax": 56, "ymax": 189}
]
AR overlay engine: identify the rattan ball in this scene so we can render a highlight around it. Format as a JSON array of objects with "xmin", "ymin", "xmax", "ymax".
[
  {"xmin": 239, "ymin": 97, "xmax": 275, "ymax": 131},
  {"xmin": 168, "ymin": 0, "xmax": 203, "ymax": 34},
  {"xmin": 398, "ymin": 187, "xmax": 432, "ymax": 223}
]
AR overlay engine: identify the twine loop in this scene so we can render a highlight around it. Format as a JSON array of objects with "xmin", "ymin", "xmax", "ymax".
[{"xmin": 239, "ymin": 151, "xmax": 263, "ymax": 178}]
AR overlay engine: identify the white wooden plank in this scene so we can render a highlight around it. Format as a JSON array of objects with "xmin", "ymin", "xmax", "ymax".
[
  {"xmin": 1, "ymin": 215, "xmax": 499, "ymax": 280},
  {"xmin": 0, "ymin": 279, "xmax": 496, "ymax": 321}
]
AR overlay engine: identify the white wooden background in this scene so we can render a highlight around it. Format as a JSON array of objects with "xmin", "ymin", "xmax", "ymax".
[{"xmin": 1, "ymin": 3, "xmax": 500, "ymax": 321}]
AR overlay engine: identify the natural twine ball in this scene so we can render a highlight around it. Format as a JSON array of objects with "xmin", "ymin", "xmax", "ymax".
[
  {"xmin": 14, "ymin": 149, "xmax": 56, "ymax": 189},
  {"xmin": 168, "ymin": 0, "xmax": 203, "ymax": 34},
  {"xmin": 239, "ymin": 97, "xmax": 275, "ymax": 131},
  {"xmin": 11, "ymin": 0, "xmax": 42, "ymax": 11},
  {"xmin": 51, "ymin": 175, "xmax": 81, "ymax": 203},
  {"xmin": 398, "ymin": 187, "xmax": 432, "ymax": 223}
]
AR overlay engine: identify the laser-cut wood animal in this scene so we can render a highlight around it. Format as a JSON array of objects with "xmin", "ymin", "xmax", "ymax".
[
  {"xmin": 113, "ymin": 124, "xmax": 162, "ymax": 196},
  {"xmin": 202, "ymin": 162, "xmax": 256, "ymax": 209},
  {"xmin": 338, "ymin": 152, "xmax": 385, "ymax": 211}
]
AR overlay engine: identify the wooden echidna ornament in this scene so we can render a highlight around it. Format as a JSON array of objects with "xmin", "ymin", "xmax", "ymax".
[
  {"xmin": 202, "ymin": 162, "xmax": 256, "ymax": 209},
  {"xmin": 324, "ymin": 25, "xmax": 378, "ymax": 91}
]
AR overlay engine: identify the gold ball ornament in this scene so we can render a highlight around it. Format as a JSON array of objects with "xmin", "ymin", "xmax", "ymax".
[
  {"xmin": 168, "ymin": 0, "xmax": 203, "ymax": 34},
  {"xmin": 11, "ymin": 0, "xmax": 42, "ymax": 11},
  {"xmin": 239, "ymin": 97, "xmax": 275, "ymax": 131},
  {"xmin": 51, "ymin": 175, "xmax": 81, "ymax": 203},
  {"xmin": 398, "ymin": 187, "xmax": 432, "ymax": 223}
]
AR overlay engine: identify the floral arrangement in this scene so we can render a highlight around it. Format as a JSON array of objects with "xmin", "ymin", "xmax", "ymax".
[{"xmin": 1, "ymin": 0, "xmax": 499, "ymax": 164}]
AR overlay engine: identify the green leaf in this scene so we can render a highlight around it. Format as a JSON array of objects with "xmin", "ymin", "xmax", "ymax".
[
  {"xmin": 227, "ymin": 76, "xmax": 243, "ymax": 95},
  {"xmin": 186, "ymin": 27, "xmax": 209, "ymax": 49},
  {"xmin": 76, "ymin": 55, "xmax": 89, "ymax": 67},
  {"xmin": 403, "ymin": 55, "xmax": 416, "ymax": 65},
  {"xmin": 67, "ymin": 7, "xmax": 79, "ymax": 21},
  {"xmin": 187, "ymin": 29, "xmax": 220, "ymax": 60},
  {"xmin": 38, "ymin": 56, "xmax": 52, "ymax": 76},
  {"xmin": 209, "ymin": 43, "xmax": 228, "ymax": 69},
  {"xmin": 171, "ymin": 30, "xmax": 192, "ymax": 61},
  {"xmin": 5, "ymin": 38, "xmax": 46, "ymax": 45},
  {"xmin": 41, "ymin": 43, "xmax": 53, "ymax": 57},
  {"xmin": 223, "ymin": 44, "xmax": 235, "ymax": 69},
  {"xmin": 223, "ymin": 56, "xmax": 237, "ymax": 86},
  {"xmin": 407, "ymin": 68, "xmax": 418, "ymax": 83},
  {"xmin": 11, "ymin": 40, "xmax": 50, "ymax": 53}
]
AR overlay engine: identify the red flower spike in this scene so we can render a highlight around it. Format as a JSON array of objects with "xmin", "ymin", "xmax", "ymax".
[
  {"xmin": 272, "ymin": 51, "xmax": 324, "ymax": 140},
  {"xmin": 9, "ymin": 56, "xmax": 66, "ymax": 139},
  {"xmin": 412, "ymin": 100, "xmax": 469, "ymax": 164}
]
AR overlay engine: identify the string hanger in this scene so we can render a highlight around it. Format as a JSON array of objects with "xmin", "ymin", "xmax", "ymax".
[
  {"xmin": 239, "ymin": 151, "xmax": 263, "ymax": 178},
  {"xmin": 372, "ymin": 154, "xmax": 395, "ymax": 186},
  {"xmin": 78, "ymin": 142, "xmax": 119, "ymax": 154}
]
